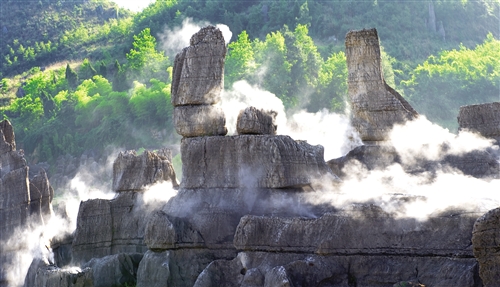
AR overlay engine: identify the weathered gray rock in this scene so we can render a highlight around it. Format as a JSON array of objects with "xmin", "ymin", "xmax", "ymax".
[
  {"xmin": 444, "ymin": 149, "xmax": 500, "ymax": 179},
  {"xmin": 0, "ymin": 150, "xmax": 26, "ymax": 177},
  {"xmin": 0, "ymin": 120, "xmax": 15, "ymax": 154},
  {"xmin": 234, "ymin": 206, "xmax": 478, "ymax": 256},
  {"xmin": 327, "ymin": 144, "xmax": 400, "ymax": 177},
  {"xmin": 458, "ymin": 102, "xmax": 500, "ymax": 144},
  {"xmin": 345, "ymin": 28, "xmax": 417, "ymax": 142},
  {"xmin": 472, "ymin": 207, "xmax": 500, "ymax": 286},
  {"xmin": 237, "ymin": 107, "xmax": 277, "ymax": 135},
  {"xmin": 112, "ymin": 149, "xmax": 178, "ymax": 191},
  {"xmin": 29, "ymin": 265, "xmax": 93, "ymax": 287},
  {"xmin": 30, "ymin": 169, "xmax": 54, "ymax": 224},
  {"xmin": 173, "ymin": 105, "xmax": 227, "ymax": 137},
  {"xmin": 137, "ymin": 249, "xmax": 237, "ymax": 287},
  {"xmin": 171, "ymin": 26, "xmax": 226, "ymax": 106},
  {"xmin": 144, "ymin": 188, "xmax": 321, "ymax": 255},
  {"xmin": 181, "ymin": 135, "xmax": 334, "ymax": 189},
  {"xmin": 194, "ymin": 251, "xmax": 479, "ymax": 287},
  {"xmin": 72, "ymin": 192, "xmax": 149, "ymax": 263},
  {"xmin": 82, "ymin": 253, "xmax": 143, "ymax": 287},
  {"xmin": 328, "ymin": 143, "xmax": 499, "ymax": 179}
]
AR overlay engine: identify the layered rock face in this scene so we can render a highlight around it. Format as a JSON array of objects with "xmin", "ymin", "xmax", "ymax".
[
  {"xmin": 346, "ymin": 28, "xmax": 418, "ymax": 142},
  {"xmin": 180, "ymin": 135, "xmax": 333, "ymax": 189},
  {"xmin": 0, "ymin": 120, "xmax": 53, "ymax": 287},
  {"xmin": 72, "ymin": 149, "xmax": 178, "ymax": 264},
  {"xmin": 172, "ymin": 25, "xmax": 227, "ymax": 137},
  {"xmin": 458, "ymin": 102, "xmax": 500, "ymax": 144}
]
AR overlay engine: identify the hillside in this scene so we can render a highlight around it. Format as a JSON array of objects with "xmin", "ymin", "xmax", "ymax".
[{"xmin": 0, "ymin": 0, "xmax": 498, "ymax": 166}]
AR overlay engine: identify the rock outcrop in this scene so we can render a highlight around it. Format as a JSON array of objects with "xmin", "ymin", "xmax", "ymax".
[
  {"xmin": 0, "ymin": 120, "xmax": 53, "ymax": 287},
  {"xmin": 172, "ymin": 25, "xmax": 227, "ymax": 137},
  {"xmin": 328, "ymin": 143, "xmax": 499, "ymax": 180},
  {"xmin": 112, "ymin": 148, "xmax": 178, "ymax": 191},
  {"xmin": 458, "ymin": 102, "xmax": 500, "ymax": 145},
  {"xmin": 345, "ymin": 28, "xmax": 418, "ymax": 143},
  {"xmin": 72, "ymin": 148, "xmax": 178, "ymax": 264},
  {"xmin": 180, "ymin": 135, "xmax": 333, "ymax": 189},
  {"xmin": 472, "ymin": 207, "xmax": 500, "ymax": 287},
  {"xmin": 17, "ymin": 26, "xmax": 500, "ymax": 287},
  {"xmin": 236, "ymin": 107, "xmax": 277, "ymax": 135}
]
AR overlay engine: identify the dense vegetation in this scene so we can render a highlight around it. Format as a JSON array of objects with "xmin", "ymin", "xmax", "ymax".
[{"xmin": 0, "ymin": 0, "xmax": 498, "ymax": 166}]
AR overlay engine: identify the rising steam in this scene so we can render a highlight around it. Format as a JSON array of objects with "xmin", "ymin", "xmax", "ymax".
[{"xmin": 159, "ymin": 18, "xmax": 232, "ymax": 58}]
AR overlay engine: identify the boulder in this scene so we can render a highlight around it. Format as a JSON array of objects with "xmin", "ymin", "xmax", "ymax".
[
  {"xmin": 181, "ymin": 135, "xmax": 334, "ymax": 189},
  {"xmin": 112, "ymin": 149, "xmax": 178, "ymax": 192},
  {"xmin": 472, "ymin": 207, "xmax": 500, "ymax": 286},
  {"xmin": 345, "ymin": 28, "xmax": 417, "ymax": 142},
  {"xmin": 458, "ymin": 102, "xmax": 500, "ymax": 144},
  {"xmin": 173, "ymin": 105, "xmax": 227, "ymax": 137},
  {"xmin": 237, "ymin": 107, "xmax": 277, "ymax": 135},
  {"xmin": 82, "ymin": 253, "xmax": 143, "ymax": 287},
  {"xmin": 171, "ymin": 26, "xmax": 226, "ymax": 106}
]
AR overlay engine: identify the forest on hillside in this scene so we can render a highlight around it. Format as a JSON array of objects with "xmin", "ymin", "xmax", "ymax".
[{"xmin": 0, "ymin": 0, "xmax": 498, "ymax": 167}]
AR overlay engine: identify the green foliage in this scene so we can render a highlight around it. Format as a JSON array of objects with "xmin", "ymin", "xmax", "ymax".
[
  {"xmin": 403, "ymin": 33, "xmax": 500, "ymax": 130},
  {"xmin": 126, "ymin": 28, "xmax": 170, "ymax": 82},
  {"xmin": 316, "ymin": 51, "xmax": 348, "ymax": 112},
  {"xmin": 225, "ymin": 31, "xmax": 256, "ymax": 88},
  {"xmin": 1, "ymin": 0, "xmax": 499, "ymax": 165}
]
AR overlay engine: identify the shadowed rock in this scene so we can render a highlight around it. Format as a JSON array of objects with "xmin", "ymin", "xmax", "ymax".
[
  {"xmin": 30, "ymin": 169, "xmax": 54, "ymax": 223},
  {"xmin": 171, "ymin": 26, "xmax": 226, "ymax": 106},
  {"xmin": 458, "ymin": 102, "xmax": 500, "ymax": 144},
  {"xmin": 0, "ymin": 120, "xmax": 15, "ymax": 154},
  {"xmin": 472, "ymin": 207, "xmax": 500, "ymax": 286},
  {"xmin": 173, "ymin": 105, "xmax": 227, "ymax": 137},
  {"xmin": 112, "ymin": 149, "xmax": 178, "ymax": 192},
  {"xmin": 345, "ymin": 28, "xmax": 417, "ymax": 142},
  {"xmin": 82, "ymin": 253, "xmax": 143, "ymax": 287},
  {"xmin": 237, "ymin": 107, "xmax": 277, "ymax": 135}
]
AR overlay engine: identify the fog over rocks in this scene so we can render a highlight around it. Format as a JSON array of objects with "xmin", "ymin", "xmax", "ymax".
[{"xmin": 2, "ymin": 26, "xmax": 499, "ymax": 287}]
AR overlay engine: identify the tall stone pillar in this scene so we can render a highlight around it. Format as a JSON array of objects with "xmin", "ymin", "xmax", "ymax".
[
  {"xmin": 345, "ymin": 28, "xmax": 418, "ymax": 143},
  {"xmin": 171, "ymin": 25, "xmax": 228, "ymax": 137}
]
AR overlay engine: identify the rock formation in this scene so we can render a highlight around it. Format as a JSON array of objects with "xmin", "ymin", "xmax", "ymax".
[
  {"xmin": 112, "ymin": 148, "xmax": 178, "ymax": 191},
  {"xmin": 345, "ymin": 28, "xmax": 418, "ymax": 143},
  {"xmin": 472, "ymin": 207, "xmax": 500, "ymax": 287},
  {"xmin": 236, "ymin": 107, "xmax": 277, "ymax": 135},
  {"xmin": 72, "ymin": 149, "xmax": 178, "ymax": 264},
  {"xmin": 172, "ymin": 25, "xmax": 227, "ymax": 137},
  {"xmin": 15, "ymin": 26, "xmax": 500, "ymax": 287},
  {"xmin": 180, "ymin": 135, "xmax": 333, "ymax": 189},
  {"xmin": 0, "ymin": 120, "xmax": 53, "ymax": 287},
  {"xmin": 458, "ymin": 102, "xmax": 500, "ymax": 145}
]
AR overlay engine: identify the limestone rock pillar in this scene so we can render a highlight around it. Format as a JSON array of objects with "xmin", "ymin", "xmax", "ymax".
[
  {"xmin": 345, "ymin": 28, "xmax": 418, "ymax": 143},
  {"xmin": 171, "ymin": 25, "xmax": 227, "ymax": 137}
]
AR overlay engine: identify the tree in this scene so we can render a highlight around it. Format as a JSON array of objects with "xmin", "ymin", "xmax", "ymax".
[
  {"xmin": 403, "ymin": 33, "xmax": 500, "ymax": 130},
  {"xmin": 225, "ymin": 31, "xmax": 255, "ymax": 88}
]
